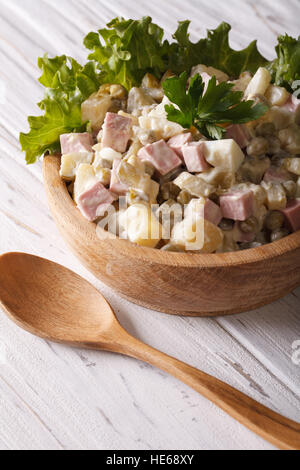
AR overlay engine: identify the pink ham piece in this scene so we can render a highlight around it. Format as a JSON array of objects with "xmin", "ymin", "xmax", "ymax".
[
  {"xmin": 220, "ymin": 191, "xmax": 254, "ymax": 221},
  {"xmin": 102, "ymin": 113, "xmax": 132, "ymax": 153},
  {"xmin": 281, "ymin": 199, "xmax": 300, "ymax": 232},
  {"xmin": 110, "ymin": 161, "xmax": 128, "ymax": 196},
  {"xmin": 225, "ymin": 125, "xmax": 251, "ymax": 149},
  {"xmin": 138, "ymin": 140, "xmax": 182, "ymax": 176},
  {"xmin": 263, "ymin": 166, "xmax": 292, "ymax": 183},
  {"xmin": 182, "ymin": 143, "xmax": 210, "ymax": 173},
  {"xmin": 78, "ymin": 182, "xmax": 117, "ymax": 222},
  {"xmin": 202, "ymin": 199, "xmax": 223, "ymax": 226},
  {"xmin": 234, "ymin": 222, "xmax": 256, "ymax": 243},
  {"xmin": 60, "ymin": 132, "xmax": 93, "ymax": 154},
  {"xmin": 168, "ymin": 133, "xmax": 192, "ymax": 159}
]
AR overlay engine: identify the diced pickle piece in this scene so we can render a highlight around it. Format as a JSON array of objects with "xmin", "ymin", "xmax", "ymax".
[
  {"xmin": 82, "ymin": 94, "xmax": 112, "ymax": 131},
  {"xmin": 261, "ymin": 181, "xmax": 287, "ymax": 210},
  {"xmin": 127, "ymin": 87, "xmax": 156, "ymax": 113},
  {"xmin": 278, "ymin": 125, "xmax": 300, "ymax": 154},
  {"xmin": 198, "ymin": 167, "xmax": 235, "ymax": 189},
  {"xmin": 283, "ymin": 158, "xmax": 300, "ymax": 176},
  {"xmin": 174, "ymin": 172, "xmax": 214, "ymax": 198},
  {"xmin": 96, "ymin": 168, "xmax": 111, "ymax": 187},
  {"xmin": 117, "ymin": 160, "xmax": 159, "ymax": 203}
]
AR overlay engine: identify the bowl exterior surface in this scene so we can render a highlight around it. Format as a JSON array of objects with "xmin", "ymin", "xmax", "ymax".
[{"xmin": 43, "ymin": 156, "xmax": 300, "ymax": 316}]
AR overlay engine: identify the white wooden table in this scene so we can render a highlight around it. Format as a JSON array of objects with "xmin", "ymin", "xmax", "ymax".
[{"xmin": 0, "ymin": 0, "xmax": 299, "ymax": 451}]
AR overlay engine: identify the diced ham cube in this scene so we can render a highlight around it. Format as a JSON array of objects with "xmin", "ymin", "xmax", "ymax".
[
  {"xmin": 263, "ymin": 166, "xmax": 292, "ymax": 183},
  {"xmin": 281, "ymin": 199, "xmax": 300, "ymax": 232},
  {"xmin": 77, "ymin": 182, "xmax": 117, "ymax": 222},
  {"xmin": 168, "ymin": 133, "xmax": 192, "ymax": 159},
  {"xmin": 225, "ymin": 125, "xmax": 251, "ymax": 149},
  {"xmin": 182, "ymin": 143, "xmax": 210, "ymax": 173},
  {"xmin": 110, "ymin": 161, "xmax": 128, "ymax": 196},
  {"xmin": 138, "ymin": 140, "xmax": 182, "ymax": 176},
  {"xmin": 203, "ymin": 199, "xmax": 223, "ymax": 226},
  {"xmin": 220, "ymin": 191, "xmax": 255, "ymax": 221},
  {"xmin": 60, "ymin": 133, "xmax": 93, "ymax": 154},
  {"xmin": 233, "ymin": 222, "xmax": 256, "ymax": 243},
  {"xmin": 102, "ymin": 113, "xmax": 132, "ymax": 153}
]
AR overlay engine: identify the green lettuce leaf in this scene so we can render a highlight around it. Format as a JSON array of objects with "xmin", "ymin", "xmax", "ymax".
[
  {"xmin": 20, "ymin": 56, "xmax": 102, "ymax": 164},
  {"xmin": 169, "ymin": 21, "xmax": 269, "ymax": 77},
  {"xmin": 84, "ymin": 16, "xmax": 169, "ymax": 90},
  {"xmin": 268, "ymin": 34, "xmax": 300, "ymax": 92},
  {"xmin": 19, "ymin": 18, "xmax": 300, "ymax": 164}
]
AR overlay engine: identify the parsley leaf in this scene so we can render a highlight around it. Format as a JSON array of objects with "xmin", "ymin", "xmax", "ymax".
[{"xmin": 163, "ymin": 73, "xmax": 268, "ymax": 140}]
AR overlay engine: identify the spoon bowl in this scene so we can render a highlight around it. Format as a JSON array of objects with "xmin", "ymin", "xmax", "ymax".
[
  {"xmin": 0, "ymin": 251, "xmax": 299, "ymax": 450},
  {"xmin": 0, "ymin": 252, "xmax": 118, "ymax": 345}
]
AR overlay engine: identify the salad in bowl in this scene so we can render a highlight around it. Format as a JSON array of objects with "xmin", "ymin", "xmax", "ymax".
[{"xmin": 20, "ymin": 18, "xmax": 300, "ymax": 254}]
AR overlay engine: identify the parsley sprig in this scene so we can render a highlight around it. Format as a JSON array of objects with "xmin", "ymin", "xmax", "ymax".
[{"xmin": 162, "ymin": 72, "xmax": 268, "ymax": 140}]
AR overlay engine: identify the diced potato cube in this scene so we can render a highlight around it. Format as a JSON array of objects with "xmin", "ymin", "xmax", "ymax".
[
  {"xmin": 261, "ymin": 181, "xmax": 287, "ymax": 210},
  {"xmin": 138, "ymin": 115, "xmax": 183, "ymax": 141},
  {"xmin": 171, "ymin": 217, "xmax": 223, "ymax": 253},
  {"xmin": 245, "ymin": 67, "xmax": 272, "ymax": 98},
  {"xmin": 174, "ymin": 172, "xmax": 214, "ymax": 198},
  {"xmin": 121, "ymin": 204, "xmax": 162, "ymax": 248},
  {"xmin": 74, "ymin": 163, "xmax": 98, "ymax": 203},
  {"xmin": 60, "ymin": 152, "xmax": 94, "ymax": 180},
  {"xmin": 191, "ymin": 64, "xmax": 229, "ymax": 83},
  {"xmin": 231, "ymin": 72, "xmax": 252, "ymax": 93},
  {"xmin": 202, "ymin": 140, "xmax": 245, "ymax": 172},
  {"xmin": 265, "ymin": 85, "xmax": 290, "ymax": 107},
  {"xmin": 138, "ymin": 98, "xmax": 184, "ymax": 140},
  {"xmin": 283, "ymin": 158, "xmax": 300, "ymax": 176}
]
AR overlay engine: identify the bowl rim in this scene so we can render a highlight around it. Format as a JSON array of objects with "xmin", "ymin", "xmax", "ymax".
[{"xmin": 43, "ymin": 154, "xmax": 300, "ymax": 269}]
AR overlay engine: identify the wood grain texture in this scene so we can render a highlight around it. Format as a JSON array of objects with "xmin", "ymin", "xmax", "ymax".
[
  {"xmin": 0, "ymin": 0, "xmax": 300, "ymax": 451},
  {"xmin": 1, "ymin": 252, "xmax": 299, "ymax": 450}
]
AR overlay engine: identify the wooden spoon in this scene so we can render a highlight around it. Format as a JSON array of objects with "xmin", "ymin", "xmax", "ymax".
[{"xmin": 0, "ymin": 252, "xmax": 299, "ymax": 450}]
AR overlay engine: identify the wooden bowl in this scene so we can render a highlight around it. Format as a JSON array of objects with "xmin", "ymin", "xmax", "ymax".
[{"xmin": 43, "ymin": 155, "xmax": 300, "ymax": 317}]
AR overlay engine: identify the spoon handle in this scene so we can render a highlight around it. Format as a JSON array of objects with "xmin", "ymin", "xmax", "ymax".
[{"xmin": 111, "ymin": 332, "xmax": 300, "ymax": 450}]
